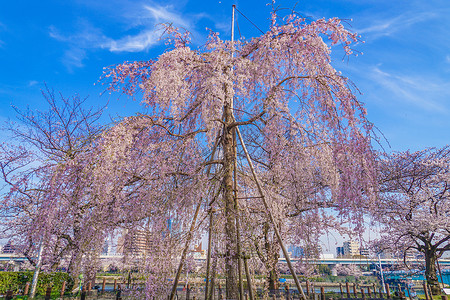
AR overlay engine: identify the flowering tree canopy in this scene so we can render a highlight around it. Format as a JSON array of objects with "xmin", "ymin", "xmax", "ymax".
[
  {"xmin": 99, "ymin": 10, "xmax": 376, "ymax": 299},
  {"xmin": 0, "ymin": 88, "xmax": 106, "ymax": 277},
  {"xmin": 1, "ymin": 9, "xmax": 377, "ymax": 300},
  {"xmin": 374, "ymin": 146, "xmax": 450, "ymax": 295}
]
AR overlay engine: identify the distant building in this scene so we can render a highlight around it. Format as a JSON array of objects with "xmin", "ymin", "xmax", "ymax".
[
  {"xmin": 343, "ymin": 241, "xmax": 360, "ymax": 257},
  {"xmin": 118, "ymin": 228, "xmax": 158, "ymax": 256},
  {"xmin": 102, "ymin": 240, "xmax": 113, "ymax": 255},
  {"xmin": 2, "ymin": 241, "xmax": 15, "ymax": 254},
  {"xmin": 359, "ymin": 248, "xmax": 370, "ymax": 257},
  {"xmin": 191, "ymin": 242, "xmax": 206, "ymax": 258},
  {"xmin": 288, "ymin": 245, "xmax": 304, "ymax": 258},
  {"xmin": 336, "ymin": 246, "xmax": 345, "ymax": 257}
]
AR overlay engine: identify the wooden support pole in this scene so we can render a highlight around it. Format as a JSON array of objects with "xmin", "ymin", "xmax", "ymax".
[
  {"xmin": 361, "ymin": 288, "xmax": 365, "ymax": 300},
  {"xmin": 427, "ymin": 284, "xmax": 434, "ymax": 300},
  {"xmin": 339, "ymin": 283, "xmax": 343, "ymax": 299},
  {"xmin": 321, "ymin": 286, "xmax": 325, "ymax": 300},
  {"xmin": 81, "ymin": 285, "xmax": 87, "ymax": 300},
  {"xmin": 243, "ymin": 252, "xmax": 254, "ymax": 300},
  {"xmin": 209, "ymin": 254, "xmax": 218, "ymax": 300},
  {"xmin": 205, "ymin": 209, "xmax": 215, "ymax": 300},
  {"xmin": 385, "ymin": 283, "xmax": 391, "ymax": 299},
  {"xmin": 423, "ymin": 282, "xmax": 429, "ymax": 300},
  {"xmin": 236, "ymin": 126, "xmax": 306, "ymax": 300},
  {"xmin": 346, "ymin": 282, "xmax": 351, "ymax": 299},
  {"xmin": 5, "ymin": 290, "xmax": 13, "ymax": 300},
  {"xmin": 285, "ymin": 284, "xmax": 290, "ymax": 300},
  {"xmin": 61, "ymin": 281, "xmax": 66, "ymax": 297},
  {"xmin": 186, "ymin": 284, "xmax": 191, "ymax": 300},
  {"xmin": 353, "ymin": 284, "xmax": 357, "ymax": 298},
  {"xmin": 44, "ymin": 286, "xmax": 52, "ymax": 300},
  {"xmin": 24, "ymin": 282, "xmax": 30, "ymax": 296},
  {"xmin": 405, "ymin": 283, "xmax": 411, "ymax": 300},
  {"xmin": 234, "ymin": 144, "xmax": 244, "ymax": 300}
]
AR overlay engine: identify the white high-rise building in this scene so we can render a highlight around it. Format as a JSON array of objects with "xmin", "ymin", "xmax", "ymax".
[{"xmin": 343, "ymin": 241, "xmax": 360, "ymax": 257}]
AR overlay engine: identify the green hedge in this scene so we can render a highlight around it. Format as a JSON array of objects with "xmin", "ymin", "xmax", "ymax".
[{"xmin": 0, "ymin": 271, "xmax": 74, "ymax": 295}]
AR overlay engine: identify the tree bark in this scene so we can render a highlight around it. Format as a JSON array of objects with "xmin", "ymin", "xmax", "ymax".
[
  {"xmin": 223, "ymin": 102, "xmax": 239, "ymax": 299},
  {"xmin": 424, "ymin": 248, "xmax": 441, "ymax": 295},
  {"xmin": 264, "ymin": 224, "xmax": 280, "ymax": 291}
]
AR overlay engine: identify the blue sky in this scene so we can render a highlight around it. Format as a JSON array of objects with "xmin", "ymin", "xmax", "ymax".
[{"xmin": 1, "ymin": 0, "xmax": 449, "ymax": 152}]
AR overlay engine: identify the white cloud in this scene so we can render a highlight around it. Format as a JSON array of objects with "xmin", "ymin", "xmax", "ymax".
[
  {"xmin": 49, "ymin": 2, "xmax": 204, "ymax": 67},
  {"xmin": 144, "ymin": 5, "xmax": 189, "ymax": 28},
  {"xmin": 105, "ymin": 29, "xmax": 163, "ymax": 52},
  {"xmin": 49, "ymin": 22, "xmax": 111, "ymax": 69},
  {"xmin": 0, "ymin": 22, "xmax": 6, "ymax": 47},
  {"xmin": 370, "ymin": 66, "xmax": 450, "ymax": 113},
  {"xmin": 356, "ymin": 11, "xmax": 435, "ymax": 39},
  {"xmin": 446, "ymin": 55, "xmax": 450, "ymax": 64},
  {"xmin": 27, "ymin": 81, "xmax": 39, "ymax": 87}
]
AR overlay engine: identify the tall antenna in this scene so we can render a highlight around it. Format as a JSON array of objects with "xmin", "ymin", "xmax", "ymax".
[{"xmin": 231, "ymin": 5, "xmax": 236, "ymax": 49}]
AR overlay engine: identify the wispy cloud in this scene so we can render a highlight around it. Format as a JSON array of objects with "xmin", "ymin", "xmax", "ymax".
[
  {"xmin": 49, "ymin": 22, "xmax": 109, "ymax": 70},
  {"xmin": 356, "ymin": 11, "xmax": 436, "ymax": 39},
  {"xmin": 0, "ymin": 21, "xmax": 6, "ymax": 48},
  {"xmin": 144, "ymin": 5, "xmax": 190, "ymax": 28},
  {"xmin": 49, "ymin": 2, "xmax": 205, "ymax": 68},
  {"xmin": 27, "ymin": 80, "xmax": 39, "ymax": 87},
  {"xmin": 105, "ymin": 29, "xmax": 163, "ymax": 52},
  {"xmin": 369, "ymin": 66, "xmax": 450, "ymax": 113}
]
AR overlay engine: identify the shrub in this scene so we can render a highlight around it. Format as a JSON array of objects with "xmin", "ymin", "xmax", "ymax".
[{"xmin": 0, "ymin": 271, "xmax": 74, "ymax": 295}]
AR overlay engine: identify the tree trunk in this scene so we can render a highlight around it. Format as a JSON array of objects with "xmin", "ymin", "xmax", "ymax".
[
  {"xmin": 223, "ymin": 102, "xmax": 239, "ymax": 299},
  {"xmin": 264, "ymin": 224, "xmax": 280, "ymax": 291},
  {"xmin": 424, "ymin": 249, "xmax": 440, "ymax": 295}
]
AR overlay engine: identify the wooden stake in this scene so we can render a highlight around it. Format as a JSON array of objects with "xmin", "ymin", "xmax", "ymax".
[
  {"xmin": 243, "ymin": 252, "xmax": 254, "ymax": 300},
  {"xmin": 209, "ymin": 253, "xmax": 218, "ymax": 300},
  {"xmin": 234, "ymin": 133, "xmax": 244, "ymax": 300},
  {"xmin": 24, "ymin": 282, "xmax": 29, "ymax": 296},
  {"xmin": 61, "ymin": 281, "xmax": 66, "ymax": 297},
  {"xmin": 44, "ymin": 286, "xmax": 52, "ymax": 300},
  {"xmin": 205, "ymin": 208, "xmax": 215, "ymax": 300},
  {"xmin": 423, "ymin": 283, "xmax": 430, "ymax": 300}
]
